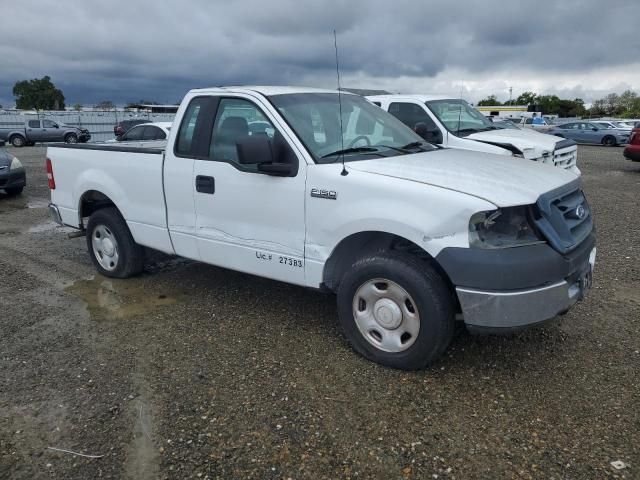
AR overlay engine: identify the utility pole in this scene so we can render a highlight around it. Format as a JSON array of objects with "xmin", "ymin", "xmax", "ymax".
[{"xmin": 509, "ymin": 86, "xmax": 513, "ymax": 105}]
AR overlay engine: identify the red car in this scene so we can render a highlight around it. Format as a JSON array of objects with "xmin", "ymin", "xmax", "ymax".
[{"xmin": 623, "ymin": 125, "xmax": 640, "ymax": 161}]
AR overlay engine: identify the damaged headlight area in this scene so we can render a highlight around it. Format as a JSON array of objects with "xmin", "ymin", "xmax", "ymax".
[{"xmin": 469, "ymin": 206, "xmax": 544, "ymax": 249}]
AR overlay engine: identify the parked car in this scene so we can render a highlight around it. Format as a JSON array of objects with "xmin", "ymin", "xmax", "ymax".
[
  {"xmin": 116, "ymin": 122, "xmax": 171, "ymax": 142},
  {"xmin": 592, "ymin": 120, "xmax": 632, "ymax": 131},
  {"xmin": 0, "ymin": 119, "xmax": 90, "ymax": 147},
  {"xmin": 547, "ymin": 122, "xmax": 629, "ymax": 146},
  {"xmin": 367, "ymin": 94, "xmax": 579, "ymax": 174},
  {"xmin": 113, "ymin": 119, "xmax": 150, "ymax": 137},
  {"xmin": 623, "ymin": 125, "xmax": 640, "ymax": 161},
  {"xmin": 46, "ymin": 86, "xmax": 596, "ymax": 370},
  {"xmin": 0, "ymin": 140, "xmax": 26, "ymax": 195}
]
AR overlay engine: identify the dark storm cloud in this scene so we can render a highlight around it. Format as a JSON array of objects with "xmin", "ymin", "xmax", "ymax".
[{"xmin": 0, "ymin": 0, "xmax": 637, "ymax": 106}]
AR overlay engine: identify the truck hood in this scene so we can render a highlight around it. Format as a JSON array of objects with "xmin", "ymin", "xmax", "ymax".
[
  {"xmin": 346, "ymin": 148, "xmax": 578, "ymax": 207},
  {"xmin": 467, "ymin": 128, "xmax": 563, "ymax": 158}
]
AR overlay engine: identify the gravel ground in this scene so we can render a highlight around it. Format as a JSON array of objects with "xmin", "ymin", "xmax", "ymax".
[{"xmin": 0, "ymin": 145, "xmax": 638, "ymax": 479}]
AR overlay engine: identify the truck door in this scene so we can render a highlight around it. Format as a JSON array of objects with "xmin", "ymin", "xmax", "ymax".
[
  {"xmin": 192, "ymin": 95, "xmax": 307, "ymax": 285},
  {"xmin": 26, "ymin": 120, "xmax": 44, "ymax": 141},
  {"xmin": 42, "ymin": 119, "xmax": 61, "ymax": 141}
]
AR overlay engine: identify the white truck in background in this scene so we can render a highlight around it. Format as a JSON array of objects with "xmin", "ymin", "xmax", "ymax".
[
  {"xmin": 367, "ymin": 94, "xmax": 580, "ymax": 175},
  {"xmin": 47, "ymin": 86, "xmax": 595, "ymax": 370}
]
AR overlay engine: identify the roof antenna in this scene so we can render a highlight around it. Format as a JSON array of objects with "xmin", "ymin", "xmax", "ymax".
[
  {"xmin": 334, "ymin": 29, "xmax": 348, "ymax": 176},
  {"xmin": 456, "ymin": 80, "xmax": 463, "ymax": 137}
]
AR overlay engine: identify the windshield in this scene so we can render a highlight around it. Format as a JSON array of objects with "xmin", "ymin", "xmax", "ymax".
[
  {"xmin": 269, "ymin": 93, "xmax": 433, "ymax": 163},
  {"xmin": 425, "ymin": 99, "xmax": 495, "ymax": 137}
]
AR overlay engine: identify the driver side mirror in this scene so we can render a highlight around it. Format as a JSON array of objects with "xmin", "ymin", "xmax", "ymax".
[
  {"xmin": 414, "ymin": 122, "xmax": 443, "ymax": 144},
  {"xmin": 53, "ymin": 124, "xmax": 59, "ymax": 128},
  {"xmin": 236, "ymin": 135, "xmax": 295, "ymax": 177}
]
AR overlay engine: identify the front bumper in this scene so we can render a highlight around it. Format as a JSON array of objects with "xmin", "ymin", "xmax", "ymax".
[
  {"xmin": 0, "ymin": 167, "xmax": 26, "ymax": 190},
  {"xmin": 436, "ymin": 233, "xmax": 596, "ymax": 332},
  {"xmin": 79, "ymin": 132, "xmax": 91, "ymax": 143}
]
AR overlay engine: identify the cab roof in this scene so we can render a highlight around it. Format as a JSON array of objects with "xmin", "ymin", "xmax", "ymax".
[
  {"xmin": 188, "ymin": 86, "xmax": 347, "ymax": 96},
  {"xmin": 366, "ymin": 94, "xmax": 455, "ymax": 102}
]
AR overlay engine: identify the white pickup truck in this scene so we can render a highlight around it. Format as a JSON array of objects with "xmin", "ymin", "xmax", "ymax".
[
  {"xmin": 47, "ymin": 86, "xmax": 596, "ymax": 370},
  {"xmin": 367, "ymin": 94, "xmax": 580, "ymax": 175}
]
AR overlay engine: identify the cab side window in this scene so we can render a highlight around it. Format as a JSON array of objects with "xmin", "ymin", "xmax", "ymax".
[
  {"xmin": 388, "ymin": 103, "xmax": 436, "ymax": 129},
  {"xmin": 43, "ymin": 120, "xmax": 57, "ymax": 128},
  {"xmin": 210, "ymin": 98, "xmax": 279, "ymax": 170},
  {"xmin": 28, "ymin": 120, "xmax": 40, "ymax": 128},
  {"xmin": 388, "ymin": 102, "xmax": 441, "ymax": 143}
]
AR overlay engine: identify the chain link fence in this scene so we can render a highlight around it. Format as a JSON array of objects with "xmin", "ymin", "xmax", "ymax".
[{"xmin": 0, "ymin": 110, "xmax": 176, "ymax": 142}]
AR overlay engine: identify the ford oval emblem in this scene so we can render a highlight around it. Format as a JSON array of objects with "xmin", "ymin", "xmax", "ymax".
[{"xmin": 576, "ymin": 205, "xmax": 586, "ymax": 219}]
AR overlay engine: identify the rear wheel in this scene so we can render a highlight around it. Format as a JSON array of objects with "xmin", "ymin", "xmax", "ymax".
[
  {"xmin": 64, "ymin": 133, "xmax": 78, "ymax": 144},
  {"xmin": 602, "ymin": 135, "xmax": 616, "ymax": 146},
  {"xmin": 86, "ymin": 207, "xmax": 144, "ymax": 278},
  {"xmin": 337, "ymin": 252, "xmax": 454, "ymax": 370},
  {"xmin": 10, "ymin": 135, "xmax": 25, "ymax": 147}
]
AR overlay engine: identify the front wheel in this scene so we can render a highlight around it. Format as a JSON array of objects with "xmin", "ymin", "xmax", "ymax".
[
  {"xmin": 86, "ymin": 207, "xmax": 144, "ymax": 278},
  {"xmin": 65, "ymin": 133, "xmax": 78, "ymax": 144},
  {"xmin": 337, "ymin": 253, "xmax": 454, "ymax": 370}
]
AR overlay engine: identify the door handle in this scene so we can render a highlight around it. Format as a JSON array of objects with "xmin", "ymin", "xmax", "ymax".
[{"xmin": 195, "ymin": 175, "xmax": 215, "ymax": 194}]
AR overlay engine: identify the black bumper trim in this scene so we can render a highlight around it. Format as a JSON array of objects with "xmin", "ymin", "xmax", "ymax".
[{"xmin": 435, "ymin": 233, "xmax": 596, "ymax": 291}]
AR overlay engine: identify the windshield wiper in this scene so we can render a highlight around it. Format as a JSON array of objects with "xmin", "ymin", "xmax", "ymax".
[
  {"xmin": 400, "ymin": 141, "xmax": 428, "ymax": 150},
  {"xmin": 321, "ymin": 146, "xmax": 380, "ymax": 158}
]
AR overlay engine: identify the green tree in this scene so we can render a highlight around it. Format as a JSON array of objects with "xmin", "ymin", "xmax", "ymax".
[
  {"xmin": 477, "ymin": 95, "xmax": 501, "ymax": 106},
  {"xmin": 515, "ymin": 91, "xmax": 537, "ymax": 105},
  {"xmin": 72, "ymin": 103, "xmax": 83, "ymax": 111},
  {"xmin": 13, "ymin": 76, "xmax": 65, "ymax": 110},
  {"xmin": 95, "ymin": 100, "xmax": 115, "ymax": 110}
]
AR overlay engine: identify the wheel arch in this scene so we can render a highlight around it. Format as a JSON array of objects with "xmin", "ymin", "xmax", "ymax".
[
  {"xmin": 78, "ymin": 189, "xmax": 121, "ymax": 228},
  {"xmin": 321, "ymin": 230, "xmax": 454, "ymax": 295}
]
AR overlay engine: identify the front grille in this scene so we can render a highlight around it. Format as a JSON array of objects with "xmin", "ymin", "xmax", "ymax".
[
  {"xmin": 534, "ymin": 179, "xmax": 593, "ymax": 254},
  {"xmin": 553, "ymin": 139, "xmax": 578, "ymax": 169}
]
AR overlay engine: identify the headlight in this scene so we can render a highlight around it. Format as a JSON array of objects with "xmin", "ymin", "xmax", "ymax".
[
  {"xmin": 10, "ymin": 157, "xmax": 23, "ymax": 170},
  {"xmin": 469, "ymin": 206, "xmax": 544, "ymax": 249}
]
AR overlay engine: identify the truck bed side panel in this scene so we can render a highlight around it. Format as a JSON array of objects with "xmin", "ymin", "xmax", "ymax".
[{"xmin": 48, "ymin": 146, "xmax": 173, "ymax": 254}]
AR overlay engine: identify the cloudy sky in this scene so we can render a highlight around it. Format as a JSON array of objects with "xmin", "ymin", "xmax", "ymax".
[{"xmin": 1, "ymin": 0, "xmax": 638, "ymax": 108}]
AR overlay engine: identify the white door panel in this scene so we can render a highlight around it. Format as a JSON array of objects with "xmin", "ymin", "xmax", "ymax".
[{"xmin": 194, "ymin": 160, "xmax": 306, "ymax": 285}]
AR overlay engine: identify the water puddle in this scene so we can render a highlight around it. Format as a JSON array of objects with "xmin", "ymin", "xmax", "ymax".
[{"xmin": 66, "ymin": 276, "xmax": 178, "ymax": 321}]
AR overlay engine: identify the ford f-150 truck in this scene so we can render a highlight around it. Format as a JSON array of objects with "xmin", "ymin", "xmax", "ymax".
[
  {"xmin": 0, "ymin": 119, "xmax": 91, "ymax": 147},
  {"xmin": 367, "ymin": 94, "xmax": 580, "ymax": 175},
  {"xmin": 47, "ymin": 86, "xmax": 595, "ymax": 370}
]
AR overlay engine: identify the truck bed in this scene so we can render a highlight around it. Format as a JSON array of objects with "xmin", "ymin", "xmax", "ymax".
[{"xmin": 48, "ymin": 142, "xmax": 173, "ymax": 253}]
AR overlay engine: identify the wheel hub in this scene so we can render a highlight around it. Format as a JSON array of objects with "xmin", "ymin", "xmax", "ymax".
[
  {"xmin": 373, "ymin": 298, "xmax": 402, "ymax": 329},
  {"xmin": 101, "ymin": 238, "xmax": 115, "ymax": 256}
]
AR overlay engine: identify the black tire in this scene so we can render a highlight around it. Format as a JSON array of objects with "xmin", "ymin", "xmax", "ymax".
[
  {"xmin": 85, "ymin": 207, "xmax": 144, "ymax": 278},
  {"xmin": 64, "ymin": 133, "xmax": 78, "ymax": 144},
  {"xmin": 10, "ymin": 135, "xmax": 26, "ymax": 147},
  {"xmin": 602, "ymin": 135, "xmax": 616, "ymax": 147},
  {"xmin": 337, "ymin": 252, "xmax": 454, "ymax": 370},
  {"xmin": 5, "ymin": 186, "xmax": 23, "ymax": 195}
]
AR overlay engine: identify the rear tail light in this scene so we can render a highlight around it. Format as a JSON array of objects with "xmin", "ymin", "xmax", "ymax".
[{"xmin": 46, "ymin": 157, "xmax": 55, "ymax": 189}]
